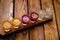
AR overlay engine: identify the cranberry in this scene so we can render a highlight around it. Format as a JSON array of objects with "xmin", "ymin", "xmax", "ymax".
[
  {"xmin": 22, "ymin": 15, "xmax": 30, "ymax": 24},
  {"xmin": 30, "ymin": 12, "xmax": 39, "ymax": 21}
]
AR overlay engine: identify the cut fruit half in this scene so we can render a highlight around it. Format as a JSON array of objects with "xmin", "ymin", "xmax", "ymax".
[
  {"xmin": 22, "ymin": 15, "xmax": 30, "ymax": 24},
  {"xmin": 30, "ymin": 12, "xmax": 39, "ymax": 21},
  {"xmin": 12, "ymin": 18, "xmax": 21, "ymax": 29},
  {"xmin": 3, "ymin": 21, "xmax": 12, "ymax": 32}
]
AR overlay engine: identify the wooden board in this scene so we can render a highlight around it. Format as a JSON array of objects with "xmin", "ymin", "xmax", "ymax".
[
  {"xmin": 54, "ymin": 0, "xmax": 60, "ymax": 36},
  {"xmin": 28, "ymin": 0, "xmax": 44, "ymax": 40},
  {"xmin": 14, "ymin": 0, "xmax": 29, "ymax": 40},
  {"xmin": 0, "ymin": 0, "xmax": 59, "ymax": 40},
  {"xmin": 41, "ymin": 0, "xmax": 59, "ymax": 40},
  {"xmin": 0, "ymin": 0, "xmax": 52, "ymax": 36},
  {"xmin": 0, "ymin": 14, "xmax": 53, "ymax": 35},
  {"xmin": 15, "ymin": 31, "xmax": 29, "ymax": 40},
  {"xmin": 0, "ymin": 0, "xmax": 13, "ymax": 35},
  {"xmin": 1, "ymin": 0, "xmax": 52, "ymax": 35}
]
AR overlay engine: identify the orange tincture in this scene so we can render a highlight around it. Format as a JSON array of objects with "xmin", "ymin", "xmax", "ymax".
[
  {"xmin": 3, "ymin": 21, "xmax": 12, "ymax": 32},
  {"xmin": 12, "ymin": 18, "xmax": 21, "ymax": 29}
]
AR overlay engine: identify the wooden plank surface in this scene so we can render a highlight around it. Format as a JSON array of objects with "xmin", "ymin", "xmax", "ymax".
[
  {"xmin": 14, "ymin": 0, "xmax": 29, "ymax": 40},
  {"xmin": 15, "ymin": 31, "xmax": 29, "ymax": 40},
  {"xmin": 41, "ymin": 0, "xmax": 59, "ymax": 40},
  {"xmin": 0, "ymin": 0, "xmax": 59, "ymax": 40},
  {"xmin": 28, "ymin": 0, "xmax": 44, "ymax": 40},
  {"xmin": 0, "ymin": 0, "xmax": 13, "ymax": 35},
  {"xmin": 54, "ymin": 0, "xmax": 60, "ymax": 36},
  {"xmin": 0, "ymin": 0, "xmax": 53, "ymax": 36}
]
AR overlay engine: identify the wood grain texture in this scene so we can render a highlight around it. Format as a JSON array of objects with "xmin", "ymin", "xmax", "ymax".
[
  {"xmin": 41, "ymin": 0, "xmax": 59, "ymax": 40},
  {"xmin": 14, "ymin": 0, "xmax": 29, "ymax": 40},
  {"xmin": 15, "ymin": 0, "xmax": 27, "ymax": 18},
  {"xmin": 54, "ymin": 0, "xmax": 60, "ymax": 36},
  {"xmin": 0, "ymin": 0, "xmax": 13, "ymax": 35},
  {"xmin": 15, "ymin": 31, "xmax": 29, "ymax": 40},
  {"xmin": 0, "ymin": 0, "xmax": 52, "ymax": 35},
  {"xmin": 28, "ymin": 0, "xmax": 44, "ymax": 40},
  {"xmin": 30, "ymin": 26, "xmax": 44, "ymax": 40}
]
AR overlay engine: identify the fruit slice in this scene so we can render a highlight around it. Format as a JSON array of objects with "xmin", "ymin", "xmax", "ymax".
[
  {"xmin": 3, "ymin": 21, "xmax": 12, "ymax": 32},
  {"xmin": 12, "ymin": 18, "xmax": 21, "ymax": 29},
  {"xmin": 30, "ymin": 12, "xmax": 39, "ymax": 23},
  {"xmin": 38, "ymin": 10, "xmax": 45, "ymax": 20},
  {"xmin": 22, "ymin": 15, "xmax": 30, "ymax": 24},
  {"xmin": 45, "ymin": 8, "xmax": 53, "ymax": 18},
  {"xmin": 22, "ymin": 15, "xmax": 30, "ymax": 27}
]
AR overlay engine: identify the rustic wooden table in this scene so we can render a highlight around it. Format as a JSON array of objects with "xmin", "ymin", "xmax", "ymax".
[{"xmin": 0, "ymin": 0, "xmax": 60, "ymax": 40}]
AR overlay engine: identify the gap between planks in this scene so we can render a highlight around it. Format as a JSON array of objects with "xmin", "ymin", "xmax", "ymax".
[
  {"xmin": 28, "ymin": 0, "xmax": 44, "ymax": 40},
  {"xmin": 54, "ymin": 0, "xmax": 60, "ymax": 38},
  {"xmin": 14, "ymin": 0, "xmax": 29, "ymax": 40}
]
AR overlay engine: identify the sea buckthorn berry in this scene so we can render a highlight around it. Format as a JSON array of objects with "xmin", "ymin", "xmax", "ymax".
[
  {"xmin": 3, "ymin": 21, "xmax": 11, "ymax": 32},
  {"xmin": 22, "ymin": 15, "xmax": 30, "ymax": 24}
]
